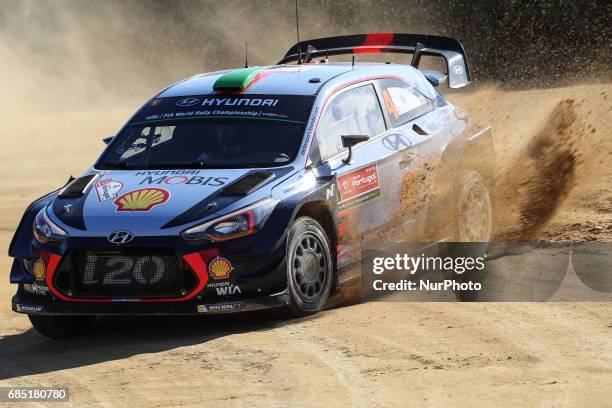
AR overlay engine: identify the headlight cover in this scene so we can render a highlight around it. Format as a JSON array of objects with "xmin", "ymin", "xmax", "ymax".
[
  {"xmin": 33, "ymin": 207, "xmax": 68, "ymax": 244},
  {"xmin": 181, "ymin": 198, "xmax": 279, "ymax": 242}
]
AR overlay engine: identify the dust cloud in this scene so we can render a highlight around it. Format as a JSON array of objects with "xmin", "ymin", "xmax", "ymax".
[{"xmin": 0, "ymin": 0, "xmax": 610, "ymax": 240}]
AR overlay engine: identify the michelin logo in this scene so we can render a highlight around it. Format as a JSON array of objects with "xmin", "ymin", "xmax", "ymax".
[
  {"xmin": 197, "ymin": 302, "xmax": 245, "ymax": 313},
  {"xmin": 16, "ymin": 304, "xmax": 43, "ymax": 313}
]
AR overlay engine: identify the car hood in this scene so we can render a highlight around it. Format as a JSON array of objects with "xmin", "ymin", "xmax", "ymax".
[{"xmin": 50, "ymin": 168, "xmax": 287, "ymax": 235}]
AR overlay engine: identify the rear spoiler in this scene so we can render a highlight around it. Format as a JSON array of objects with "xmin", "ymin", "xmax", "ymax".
[{"xmin": 279, "ymin": 33, "xmax": 470, "ymax": 88}]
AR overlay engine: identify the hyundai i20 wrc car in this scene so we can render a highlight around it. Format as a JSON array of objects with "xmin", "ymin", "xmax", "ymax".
[{"xmin": 9, "ymin": 33, "xmax": 496, "ymax": 338}]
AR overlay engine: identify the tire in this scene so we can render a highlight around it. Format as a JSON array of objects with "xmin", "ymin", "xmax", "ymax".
[
  {"xmin": 455, "ymin": 170, "xmax": 493, "ymax": 243},
  {"xmin": 448, "ymin": 170, "xmax": 493, "ymax": 301},
  {"xmin": 28, "ymin": 315, "xmax": 95, "ymax": 339},
  {"xmin": 283, "ymin": 217, "xmax": 334, "ymax": 317}
]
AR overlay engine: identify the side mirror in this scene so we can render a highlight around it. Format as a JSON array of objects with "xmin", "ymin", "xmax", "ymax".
[
  {"xmin": 341, "ymin": 135, "xmax": 369, "ymax": 164},
  {"xmin": 103, "ymin": 136, "xmax": 115, "ymax": 145}
]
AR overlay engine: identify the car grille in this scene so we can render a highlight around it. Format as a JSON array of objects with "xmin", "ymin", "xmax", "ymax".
[{"xmin": 53, "ymin": 249, "xmax": 198, "ymax": 299}]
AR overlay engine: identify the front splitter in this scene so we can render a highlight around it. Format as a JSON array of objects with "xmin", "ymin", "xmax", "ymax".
[{"xmin": 12, "ymin": 290, "xmax": 290, "ymax": 315}]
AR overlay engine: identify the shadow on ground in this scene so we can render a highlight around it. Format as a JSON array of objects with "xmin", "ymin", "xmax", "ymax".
[{"xmin": 0, "ymin": 311, "xmax": 293, "ymax": 381}]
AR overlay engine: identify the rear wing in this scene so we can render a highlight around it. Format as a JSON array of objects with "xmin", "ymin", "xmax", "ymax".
[{"xmin": 279, "ymin": 33, "xmax": 470, "ymax": 88}]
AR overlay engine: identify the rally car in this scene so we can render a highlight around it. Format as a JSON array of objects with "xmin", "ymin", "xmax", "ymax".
[{"xmin": 9, "ymin": 33, "xmax": 495, "ymax": 338}]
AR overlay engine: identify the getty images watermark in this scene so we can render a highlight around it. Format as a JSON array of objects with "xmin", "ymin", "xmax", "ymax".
[
  {"xmin": 371, "ymin": 253, "xmax": 485, "ymax": 291},
  {"xmin": 358, "ymin": 242, "xmax": 612, "ymax": 301}
]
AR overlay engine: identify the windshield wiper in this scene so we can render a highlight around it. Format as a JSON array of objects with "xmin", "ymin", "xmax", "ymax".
[{"xmin": 99, "ymin": 162, "xmax": 131, "ymax": 169}]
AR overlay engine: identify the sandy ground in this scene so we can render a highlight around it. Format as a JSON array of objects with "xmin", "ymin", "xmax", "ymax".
[{"xmin": 0, "ymin": 84, "xmax": 610, "ymax": 407}]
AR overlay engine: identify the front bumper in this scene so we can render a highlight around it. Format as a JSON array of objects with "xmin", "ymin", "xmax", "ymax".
[{"xmin": 12, "ymin": 288, "xmax": 290, "ymax": 315}]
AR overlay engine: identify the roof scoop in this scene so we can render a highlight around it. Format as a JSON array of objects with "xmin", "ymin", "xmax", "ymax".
[{"xmin": 213, "ymin": 66, "xmax": 261, "ymax": 91}]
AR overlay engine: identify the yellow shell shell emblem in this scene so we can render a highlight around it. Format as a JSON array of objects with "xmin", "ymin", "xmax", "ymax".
[
  {"xmin": 33, "ymin": 259, "xmax": 46, "ymax": 281},
  {"xmin": 208, "ymin": 257, "xmax": 233, "ymax": 280},
  {"xmin": 114, "ymin": 188, "xmax": 169, "ymax": 212}
]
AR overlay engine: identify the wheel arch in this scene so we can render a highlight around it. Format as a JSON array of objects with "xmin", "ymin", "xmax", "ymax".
[
  {"xmin": 425, "ymin": 124, "xmax": 497, "ymax": 240},
  {"xmin": 294, "ymin": 200, "xmax": 338, "ymax": 253}
]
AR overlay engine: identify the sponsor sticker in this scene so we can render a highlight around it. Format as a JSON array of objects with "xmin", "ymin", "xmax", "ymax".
[
  {"xmin": 135, "ymin": 170, "xmax": 202, "ymax": 176},
  {"xmin": 337, "ymin": 164, "xmax": 381, "ymax": 210},
  {"xmin": 176, "ymin": 97, "xmax": 200, "ymax": 107},
  {"xmin": 208, "ymin": 257, "xmax": 233, "ymax": 280},
  {"xmin": 325, "ymin": 184, "xmax": 335, "ymax": 201},
  {"xmin": 198, "ymin": 302, "xmax": 246, "ymax": 313},
  {"xmin": 208, "ymin": 281, "xmax": 242, "ymax": 296},
  {"xmin": 95, "ymin": 178, "xmax": 124, "ymax": 202},
  {"xmin": 301, "ymin": 106, "xmax": 319, "ymax": 155},
  {"xmin": 31, "ymin": 283, "xmax": 50, "ymax": 295},
  {"xmin": 114, "ymin": 188, "xmax": 169, "ymax": 212},
  {"xmin": 132, "ymin": 95, "xmax": 313, "ymax": 127},
  {"xmin": 32, "ymin": 259, "xmax": 46, "ymax": 282},
  {"xmin": 201, "ymin": 97, "xmax": 279, "ymax": 107},
  {"xmin": 138, "ymin": 175, "xmax": 228, "ymax": 187},
  {"xmin": 16, "ymin": 304, "xmax": 43, "ymax": 313}
]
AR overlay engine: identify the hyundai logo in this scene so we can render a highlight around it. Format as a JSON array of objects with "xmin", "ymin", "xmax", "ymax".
[
  {"xmin": 107, "ymin": 230, "xmax": 134, "ymax": 245},
  {"xmin": 176, "ymin": 97, "xmax": 199, "ymax": 107}
]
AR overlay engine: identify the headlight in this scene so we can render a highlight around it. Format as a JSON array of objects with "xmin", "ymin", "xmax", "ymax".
[
  {"xmin": 181, "ymin": 198, "xmax": 279, "ymax": 242},
  {"xmin": 33, "ymin": 207, "xmax": 68, "ymax": 244}
]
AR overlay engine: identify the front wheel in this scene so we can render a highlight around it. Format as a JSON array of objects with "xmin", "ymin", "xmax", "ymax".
[
  {"xmin": 28, "ymin": 315, "xmax": 96, "ymax": 339},
  {"xmin": 284, "ymin": 217, "xmax": 334, "ymax": 317}
]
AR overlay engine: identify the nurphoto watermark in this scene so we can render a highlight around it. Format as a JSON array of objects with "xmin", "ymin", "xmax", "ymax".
[{"xmin": 358, "ymin": 242, "xmax": 612, "ymax": 302}]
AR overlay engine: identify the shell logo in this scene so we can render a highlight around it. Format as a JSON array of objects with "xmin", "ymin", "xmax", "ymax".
[
  {"xmin": 114, "ymin": 188, "xmax": 169, "ymax": 212},
  {"xmin": 208, "ymin": 257, "xmax": 233, "ymax": 280},
  {"xmin": 33, "ymin": 259, "xmax": 46, "ymax": 281}
]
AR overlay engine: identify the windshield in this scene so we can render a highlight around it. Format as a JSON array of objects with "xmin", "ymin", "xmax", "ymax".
[{"xmin": 98, "ymin": 94, "xmax": 314, "ymax": 169}]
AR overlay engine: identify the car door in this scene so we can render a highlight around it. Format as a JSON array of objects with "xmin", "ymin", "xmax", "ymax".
[
  {"xmin": 315, "ymin": 83, "xmax": 398, "ymax": 270},
  {"xmin": 316, "ymin": 82, "xmax": 387, "ymax": 267},
  {"xmin": 373, "ymin": 77, "xmax": 437, "ymax": 243}
]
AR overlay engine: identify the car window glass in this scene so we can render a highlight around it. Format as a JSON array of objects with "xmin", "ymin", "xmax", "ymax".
[
  {"xmin": 99, "ymin": 94, "xmax": 314, "ymax": 169},
  {"xmin": 119, "ymin": 126, "xmax": 174, "ymax": 160},
  {"xmin": 317, "ymin": 84, "xmax": 385, "ymax": 161},
  {"xmin": 102, "ymin": 119, "xmax": 305, "ymax": 169},
  {"xmin": 379, "ymin": 78, "xmax": 432, "ymax": 127}
]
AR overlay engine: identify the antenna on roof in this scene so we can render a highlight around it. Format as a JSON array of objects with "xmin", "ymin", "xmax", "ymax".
[
  {"xmin": 244, "ymin": 41, "xmax": 249, "ymax": 68},
  {"xmin": 352, "ymin": 55, "xmax": 355, "ymax": 68},
  {"xmin": 295, "ymin": 0, "xmax": 302, "ymax": 64}
]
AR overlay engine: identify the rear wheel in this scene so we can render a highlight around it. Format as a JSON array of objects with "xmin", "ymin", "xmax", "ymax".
[
  {"xmin": 456, "ymin": 170, "xmax": 493, "ymax": 243},
  {"xmin": 284, "ymin": 217, "xmax": 333, "ymax": 316},
  {"xmin": 28, "ymin": 315, "xmax": 95, "ymax": 339},
  {"xmin": 450, "ymin": 170, "xmax": 494, "ymax": 301}
]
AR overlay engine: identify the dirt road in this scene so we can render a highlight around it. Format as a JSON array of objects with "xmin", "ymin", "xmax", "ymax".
[{"xmin": 0, "ymin": 84, "xmax": 610, "ymax": 407}]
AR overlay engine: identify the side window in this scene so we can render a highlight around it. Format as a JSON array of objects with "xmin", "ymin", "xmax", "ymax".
[
  {"xmin": 378, "ymin": 78, "xmax": 432, "ymax": 127},
  {"xmin": 317, "ymin": 84, "xmax": 386, "ymax": 161}
]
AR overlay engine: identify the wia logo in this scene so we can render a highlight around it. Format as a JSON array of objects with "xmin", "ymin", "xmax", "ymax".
[{"xmin": 215, "ymin": 285, "xmax": 242, "ymax": 296}]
